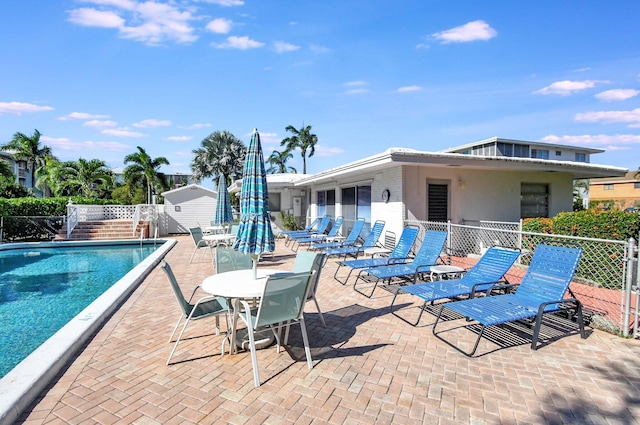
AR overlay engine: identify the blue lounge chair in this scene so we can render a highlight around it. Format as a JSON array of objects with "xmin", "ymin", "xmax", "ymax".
[
  {"xmin": 285, "ymin": 216, "xmax": 332, "ymax": 247},
  {"xmin": 334, "ymin": 226, "xmax": 419, "ymax": 285},
  {"xmin": 291, "ymin": 216, "xmax": 344, "ymax": 252},
  {"xmin": 353, "ymin": 230, "xmax": 448, "ymax": 297},
  {"xmin": 281, "ymin": 217, "xmax": 320, "ymax": 238},
  {"xmin": 311, "ymin": 218, "xmax": 365, "ymax": 251},
  {"xmin": 391, "ymin": 246, "xmax": 520, "ymax": 326},
  {"xmin": 321, "ymin": 220, "xmax": 386, "ymax": 264},
  {"xmin": 433, "ymin": 244, "xmax": 586, "ymax": 356}
]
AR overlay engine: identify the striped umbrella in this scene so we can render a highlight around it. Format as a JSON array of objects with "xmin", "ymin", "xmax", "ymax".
[
  {"xmin": 213, "ymin": 174, "xmax": 234, "ymax": 227},
  {"xmin": 234, "ymin": 129, "xmax": 275, "ymax": 277}
]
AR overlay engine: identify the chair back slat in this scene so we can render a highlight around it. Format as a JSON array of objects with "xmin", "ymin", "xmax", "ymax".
[
  {"xmin": 326, "ymin": 216, "xmax": 344, "ymax": 237},
  {"xmin": 343, "ymin": 219, "xmax": 365, "ymax": 245},
  {"xmin": 413, "ymin": 230, "xmax": 448, "ymax": 265},
  {"xmin": 316, "ymin": 216, "xmax": 332, "ymax": 234},
  {"xmin": 514, "ymin": 244, "xmax": 582, "ymax": 310},
  {"xmin": 389, "ymin": 227, "xmax": 419, "ymax": 258},
  {"xmin": 215, "ymin": 247, "xmax": 253, "ymax": 273},
  {"xmin": 460, "ymin": 247, "xmax": 521, "ymax": 286},
  {"xmin": 255, "ymin": 272, "xmax": 313, "ymax": 327},
  {"xmin": 362, "ymin": 220, "xmax": 385, "ymax": 247}
]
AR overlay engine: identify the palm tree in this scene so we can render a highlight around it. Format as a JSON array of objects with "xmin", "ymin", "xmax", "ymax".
[
  {"xmin": 35, "ymin": 156, "xmax": 68, "ymax": 197},
  {"xmin": 1, "ymin": 129, "xmax": 54, "ymax": 192},
  {"xmin": 0, "ymin": 157, "xmax": 14, "ymax": 181},
  {"xmin": 267, "ymin": 149, "xmax": 297, "ymax": 174},
  {"xmin": 280, "ymin": 124, "xmax": 318, "ymax": 174},
  {"xmin": 64, "ymin": 158, "xmax": 112, "ymax": 198},
  {"xmin": 123, "ymin": 146, "xmax": 170, "ymax": 204},
  {"xmin": 191, "ymin": 130, "xmax": 246, "ymax": 184}
]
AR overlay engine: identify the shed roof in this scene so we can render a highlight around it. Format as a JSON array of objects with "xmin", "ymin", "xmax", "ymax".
[{"xmin": 161, "ymin": 184, "xmax": 217, "ymax": 197}]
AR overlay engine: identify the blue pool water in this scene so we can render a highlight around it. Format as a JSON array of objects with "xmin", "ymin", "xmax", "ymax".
[{"xmin": 0, "ymin": 243, "xmax": 160, "ymax": 378}]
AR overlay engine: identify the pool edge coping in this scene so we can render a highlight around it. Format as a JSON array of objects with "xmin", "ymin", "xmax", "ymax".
[{"xmin": 0, "ymin": 238, "xmax": 177, "ymax": 425}]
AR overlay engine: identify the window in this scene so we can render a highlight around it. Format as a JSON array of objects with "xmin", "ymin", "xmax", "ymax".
[
  {"xmin": 316, "ymin": 189, "xmax": 335, "ymax": 217},
  {"xmin": 521, "ymin": 183, "xmax": 549, "ymax": 218},
  {"xmin": 603, "ymin": 184, "xmax": 614, "ymax": 191},
  {"xmin": 635, "ymin": 182, "xmax": 640, "ymax": 189},
  {"xmin": 341, "ymin": 185, "xmax": 371, "ymax": 224},
  {"xmin": 513, "ymin": 144, "xmax": 530, "ymax": 158},
  {"xmin": 575, "ymin": 153, "xmax": 586, "ymax": 162},
  {"xmin": 531, "ymin": 149, "xmax": 549, "ymax": 159},
  {"xmin": 556, "ymin": 150, "xmax": 562, "ymax": 156},
  {"xmin": 497, "ymin": 142, "xmax": 513, "ymax": 157},
  {"xmin": 268, "ymin": 192, "xmax": 281, "ymax": 212},
  {"xmin": 427, "ymin": 182, "xmax": 449, "ymax": 222}
]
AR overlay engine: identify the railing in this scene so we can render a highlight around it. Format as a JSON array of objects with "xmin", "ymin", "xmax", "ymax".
[
  {"xmin": 133, "ymin": 204, "xmax": 158, "ymax": 238},
  {"xmin": 66, "ymin": 201, "xmax": 79, "ymax": 239},
  {"xmin": 405, "ymin": 219, "xmax": 636, "ymax": 336}
]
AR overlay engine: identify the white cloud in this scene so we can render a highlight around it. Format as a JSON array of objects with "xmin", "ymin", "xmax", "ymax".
[
  {"xmin": 132, "ymin": 118, "xmax": 171, "ymax": 128},
  {"xmin": 213, "ymin": 35, "xmax": 264, "ymax": 49},
  {"xmin": 575, "ymin": 108, "xmax": 640, "ymax": 127},
  {"xmin": 84, "ymin": 120, "xmax": 118, "ymax": 129},
  {"xmin": 180, "ymin": 123, "xmax": 212, "ymax": 130},
  {"xmin": 596, "ymin": 89, "xmax": 640, "ymax": 102},
  {"xmin": 165, "ymin": 136, "xmax": 192, "ymax": 141},
  {"xmin": 533, "ymin": 80, "xmax": 607, "ymax": 96},
  {"xmin": 315, "ymin": 145, "xmax": 345, "ymax": 157},
  {"xmin": 344, "ymin": 81, "xmax": 367, "ymax": 87},
  {"xmin": 58, "ymin": 111, "xmax": 109, "ymax": 120},
  {"xmin": 432, "ymin": 20, "xmax": 497, "ymax": 43},
  {"xmin": 273, "ymin": 41, "xmax": 300, "ymax": 53},
  {"xmin": 68, "ymin": 2, "xmax": 197, "ymax": 45},
  {"xmin": 206, "ymin": 18, "xmax": 232, "ymax": 34},
  {"xmin": 196, "ymin": 0, "xmax": 244, "ymax": 5},
  {"xmin": 0, "ymin": 101, "xmax": 54, "ymax": 114},
  {"xmin": 102, "ymin": 128, "xmax": 145, "ymax": 137},
  {"xmin": 41, "ymin": 136, "xmax": 131, "ymax": 152},
  {"xmin": 396, "ymin": 86, "xmax": 423, "ymax": 93},
  {"xmin": 68, "ymin": 8, "xmax": 125, "ymax": 28}
]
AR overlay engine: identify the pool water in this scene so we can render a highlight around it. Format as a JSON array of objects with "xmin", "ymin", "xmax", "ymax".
[{"xmin": 0, "ymin": 244, "xmax": 159, "ymax": 378}]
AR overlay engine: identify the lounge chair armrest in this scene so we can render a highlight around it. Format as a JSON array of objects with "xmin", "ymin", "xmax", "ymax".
[
  {"xmin": 469, "ymin": 280, "xmax": 508, "ymax": 296},
  {"xmin": 486, "ymin": 282, "xmax": 519, "ymax": 296},
  {"xmin": 414, "ymin": 263, "xmax": 437, "ymax": 273},
  {"xmin": 536, "ymin": 297, "xmax": 581, "ymax": 315},
  {"xmin": 388, "ymin": 256, "xmax": 412, "ymax": 265}
]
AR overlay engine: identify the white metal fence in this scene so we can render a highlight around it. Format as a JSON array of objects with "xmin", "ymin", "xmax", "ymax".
[{"xmin": 405, "ymin": 219, "xmax": 638, "ymax": 337}]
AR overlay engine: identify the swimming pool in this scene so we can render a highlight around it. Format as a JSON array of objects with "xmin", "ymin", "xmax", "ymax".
[{"xmin": 0, "ymin": 239, "xmax": 176, "ymax": 425}]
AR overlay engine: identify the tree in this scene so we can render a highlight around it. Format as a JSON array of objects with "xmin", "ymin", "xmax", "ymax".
[
  {"xmin": 0, "ymin": 157, "xmax": 13, "ymax": 180},
  {"xmin": 573, "ymin": 179, "xmax": 589, "ymax": 211},
  {"xmin": 191, "ymin": 130, "xmax": 246, "ymax": 184},
  {"xmin": 35, "ymin": 156, "xmax": 67, "ymax": 197},
  {"xmin": 64, "ymin": 158, "xmax": 113, "ymax": 198},
  {"xmin": 280, "ymin": 124, "xmax": 317, "ymax": 174},
  {"xmin": 1, "ymin": 129, "xmax": 54, "ymax": 193},
  {"xmin": 267, "ymin": 149, "xmax": 297, "ymax": 174},
  {"xmin": 123, "ymin": 146, "xmax": 170, "ymax": 204}
]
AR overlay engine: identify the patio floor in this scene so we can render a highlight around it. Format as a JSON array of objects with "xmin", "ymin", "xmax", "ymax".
[{"xmin": 18, "ymin": 236, "xmax": 640, "ymax": 424}]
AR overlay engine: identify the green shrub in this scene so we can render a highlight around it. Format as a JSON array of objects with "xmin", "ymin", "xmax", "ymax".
[{"xmin": 523, "ymin": 209, "xmax": 640, "ymax": 241}]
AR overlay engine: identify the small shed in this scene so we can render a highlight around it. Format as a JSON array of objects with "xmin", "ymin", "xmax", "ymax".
[{"xmin": 161, "ymin": 184, "xmax": 218, "ymax": 234}]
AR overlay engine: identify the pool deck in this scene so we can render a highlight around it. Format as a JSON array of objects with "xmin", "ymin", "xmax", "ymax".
[{"xmin": 17, "ymin": 236, "xmax": 640, "ymax": 424}]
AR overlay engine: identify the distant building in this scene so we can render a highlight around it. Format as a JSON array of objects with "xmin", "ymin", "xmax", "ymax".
[
  {"xmin": 589, "ymin": 171, "xmax": 640, "ymax": 210},
  {"xmin": 442, "ymin": 136, "xmax": 601, "ymax": 163},
  {"xmin": 0, "ymin": 150, "xmax": 33, "ymax": 188}
]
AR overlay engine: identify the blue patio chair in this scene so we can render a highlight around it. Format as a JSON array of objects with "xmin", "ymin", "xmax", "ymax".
[
  {"xmin": 334, "ymin": 225, "xmax": 419, "ymax": 285},
  {"xmin": 188, "ymin": 226, "xmax": 211, "ymax": 263},
  {"xmin": 237, "ymin": 271, "xmax": 315, "ymax": 387},
  {"xmin": 280, "ymin": 217, "xmax": 320, "ymax": 238},
  {"xmin": 391, "ymin": 246, "xmax": 520, "ymax": 326},
  {"xmin": 161, "ymin": 261, "xmax": 229, "ymax": 365},
  {"xmin": 284, "ymin": 216, "xmax": 332, "ymax": 247},
  {"xmin": 321, "ymin": 220, "xmax": 386, "ymax": 264},
  {"xmin": 292, "ymin": 250, "xmax": 327, "ymax": 326},
  {"xmin": 352, "ymin": 230, "xmax": 448, "ymax": 297},
  {"xmin": 310, "ymin": 218, "xmax": 366, "ymax": 251},
  {"xmin": 433, "ymin": 244, "xmax": 586, "ymax": 356},
  {"xmin": 290, "ymin": 216, "xmax": 344, "ymax": 252}
]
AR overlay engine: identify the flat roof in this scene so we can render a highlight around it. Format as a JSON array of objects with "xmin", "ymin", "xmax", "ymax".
[{"xmin": 441, "ymin": 136, "xmax": 605, "ymax": 154}]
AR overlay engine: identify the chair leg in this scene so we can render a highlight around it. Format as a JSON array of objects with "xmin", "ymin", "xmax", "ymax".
[
  {"xmin": 167, "ymin": 312, "xmax": 194, "ymax": 365},
  {"xmin": 311, "ymin": 297, "xmax": 326, "ymax": 327},
  {"xmin": 353, "ymin": 273, "xmax": 378, "ymax": 298},
  {"xmin": 299, "ymin": 316, "xmax": 314, "ymax": 370},
  {"xmin": 246, "ymin": 327, "xmax": 261, "ymax": 388},
  {"xmin": 189, "ymin": 248, "xmax": 198, "ymax": 263},
  {"xmin": 168, "ymin": 315, "xmax": 184, "ymax": 342},
  {"xmin": 390, "ymin": 289, "xmax": 427, "ymax": 327}
]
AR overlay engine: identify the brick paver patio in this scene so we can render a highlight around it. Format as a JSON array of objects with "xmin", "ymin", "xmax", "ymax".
[{"xmin": 17, "ymin": 236, "xmax": 640, "ymax": 424}]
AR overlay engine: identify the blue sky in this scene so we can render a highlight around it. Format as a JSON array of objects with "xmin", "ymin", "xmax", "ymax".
[{"xmin": 1, "ymin": 1, "xmax": 639, "ymax": 187}]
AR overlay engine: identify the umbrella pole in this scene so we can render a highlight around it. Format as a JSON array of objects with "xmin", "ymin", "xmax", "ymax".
[{"xmin": 252, "ymin": 254, "xmax": 259, "ymax": 279}]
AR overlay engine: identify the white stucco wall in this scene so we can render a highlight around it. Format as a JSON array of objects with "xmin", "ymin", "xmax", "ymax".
[{"xmin": 162, "ymin": 186, "xmax": 217, "ymax": 234}]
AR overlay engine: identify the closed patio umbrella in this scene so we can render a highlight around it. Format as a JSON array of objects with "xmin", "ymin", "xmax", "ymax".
[
  {"xmin": 234, "ymin": 129, "xmax": 275, "ymax": 277},
  {"xmin": 213, "ymin": 174, "xmax": 234, "ymax": 228}
]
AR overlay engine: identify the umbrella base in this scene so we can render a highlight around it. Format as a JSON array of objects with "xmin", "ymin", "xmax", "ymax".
[{"xmin": 235, "ymin": 328, "xmax": 275, "ymax": 350}]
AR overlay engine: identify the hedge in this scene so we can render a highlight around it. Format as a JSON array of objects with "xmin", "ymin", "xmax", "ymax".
[{"xmin": 523, "ymin": 209, "xmax": 640, "ymax": 241}]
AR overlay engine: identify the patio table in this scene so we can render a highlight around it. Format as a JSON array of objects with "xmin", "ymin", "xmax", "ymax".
[{"xmin": 202, "ymin": 268, "xmax": 289, "ymax": 354}]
